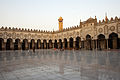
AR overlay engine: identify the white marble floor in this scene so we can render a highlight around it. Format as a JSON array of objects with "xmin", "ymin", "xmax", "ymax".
[{"xmin": 0, "ymin": 50, "xmax": 120, "ymax": 80}]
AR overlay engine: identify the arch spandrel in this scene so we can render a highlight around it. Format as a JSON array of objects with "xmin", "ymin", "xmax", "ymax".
[
  {"xmin": 35, "ymin": 40, "xmax": 37, "ymax": 43},
  {"xmin": 4, "ymin": 39, "xmax": 7, "ymax": 43},
  {"xmin": 28, "ymin": 39, "xmax": 31, "ymax": 43},
  {"xmin": 104, "ymin": 25, "xmax": 108, "ymax": 35},
  {"xmin": 41, "ymin": 40, "xmax": 43, "ymax": 43},
  {"xmin": 13, "ymin": 39, "xmax": 15, "ymax": 43},
  {"xmin": 117, "ymin": 23, "xmax": 120, "ymax": 33}
]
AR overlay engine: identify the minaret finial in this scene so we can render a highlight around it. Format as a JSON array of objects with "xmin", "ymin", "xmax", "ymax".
[
  {"xmin": 105, "ymin": 12, "xmax": 108, "ymax": 23},
  {"xmin": 105, "ymin": 12, "xmax": 107, "ymax": 17}
]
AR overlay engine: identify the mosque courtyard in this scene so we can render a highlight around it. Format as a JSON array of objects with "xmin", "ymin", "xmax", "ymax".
[{"xmin": 0, "ymin": 50, "xmax": 120, "ymax": 80}]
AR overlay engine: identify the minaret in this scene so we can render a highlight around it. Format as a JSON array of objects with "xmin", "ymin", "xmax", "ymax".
[
  {"xmin": 58, "ymin": 16, "xmax": 63, "ymax": 31},
  {"xmin": 80, "ymin": 19, "xmax": 82, "ymax": 27},
  {"xmin": 105, "ymin": 13, "xmax": 108, "ymax": 23}
]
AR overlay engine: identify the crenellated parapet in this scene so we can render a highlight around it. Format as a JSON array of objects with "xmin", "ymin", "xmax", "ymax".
[
  {"xmin": 0, "ymin": 26, "xmax": 53, "ymax": 34},
  {"xmin": 97, "ymin": 16, "xmax": 120, "ymax": 26}
]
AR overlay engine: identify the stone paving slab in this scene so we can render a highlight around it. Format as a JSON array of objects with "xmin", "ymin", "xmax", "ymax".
[{"xmin": 0, "ymin": 50, "xmax": 120, "ymax": 80}]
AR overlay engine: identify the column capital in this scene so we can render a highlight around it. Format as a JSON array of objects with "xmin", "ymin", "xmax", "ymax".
[
  {"xmin": 41, "ymin": 40, "xmax": 43, "ymax": 43},
  {"xmin": 46, "ymin": 40, "xmax": 49, "ymax": 43},
  {"xmin": 4, "ymin": 39, "xmax": 7, "ymax": 43},
  {"xmin": 13, "ymin": 39, "xmax": 15, "ymax": 43},
  {"xmin": 35, "ymin": 40, "xmax": 37, "ymax": 43}
]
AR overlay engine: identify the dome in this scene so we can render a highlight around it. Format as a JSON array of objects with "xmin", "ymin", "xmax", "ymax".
[{"xmin": 87, "ymin": 17, "xmax": 94, "ymax": 21}]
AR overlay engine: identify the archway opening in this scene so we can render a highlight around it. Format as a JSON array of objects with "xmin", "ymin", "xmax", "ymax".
[
  {"xmin": 49, "ymin": 40, "xmax": 52, "ymax": 49},
  {"xmin": 64, "ymin": 38, "xmax": 67, "ymax": 49},
  {"xmin": 59, "ymin": 39, "xmax": 63, "ymax": 49},
  {"xmin": 6, "ymin": 38, "xmax": 13, "ymax": 50},
  {"xmin": 97, "ymin": 34, "xmax": 105, "ymax": 50},
  {"xmin": 14, "ymin": 39, "xmax": 21, "ymax": 50},
  {"xmin": 86, "ymin": 34, "xmax": 92, "ymax": 50},
  {"xmin": 69, "ymin": 37, "xmax": 73, "ymax": 49},
  {"xmin": 0, "ymin": 38, "xmax": 4, "ymax": 50},
  {"xmin": 43, "ymin": 39, "xmax": 47, "ymax": 49},
  {"xmin": 30, "ymin": 39, "xmax": 35, "ymax": 49},
  {"xmin": 22, "ymin": 39, "xmax": 28, "ymax": 50},
  {"xmin": 37, "ymin": 39, "xmax": 41, "ymax": 49},
  {"xmin": 75, "ymin": 36, "xmax": 81, "ymax": 49},
  {"xmin": 54, "ymin": 40, "xmax": 58, "ymax": 49},
  {"xmin": 109, "ymin": 33, "xmax": 118, "ymax": 49}
]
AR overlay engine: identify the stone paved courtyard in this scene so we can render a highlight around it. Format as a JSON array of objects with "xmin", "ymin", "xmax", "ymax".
[{"xmin": 0, "ymin": 50, "xmax": 120, "ymax": 80}]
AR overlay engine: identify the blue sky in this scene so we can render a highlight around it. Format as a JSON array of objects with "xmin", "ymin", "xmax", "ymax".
[{"xmin": 0, "ymin": 0, "xmax": 120, "ymax": 31}]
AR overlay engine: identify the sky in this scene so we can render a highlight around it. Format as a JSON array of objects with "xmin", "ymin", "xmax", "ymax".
[{"xmin": 0, "ymin": 0, "xmax": 120, "ymax": 31}]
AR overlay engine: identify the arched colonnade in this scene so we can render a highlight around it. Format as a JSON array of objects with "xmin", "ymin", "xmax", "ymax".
[{"xmin": 0, "ymin": 33, "xmax": 120, "ymax": 50}]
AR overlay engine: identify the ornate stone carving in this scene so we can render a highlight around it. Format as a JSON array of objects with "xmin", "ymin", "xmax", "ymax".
[
  {"xmin": 104, "ymin": 25, "xmax": 108, "ymax": 34},
  {"xmin": 28, "ymin": 34, "xmax": 31, "ymax": 39},
  {"xmin": 3, "ymin": 32, "xmax": 7, "ymax": 39},
  {"xmin": 34, "ymin": 34, "xmax": 37, "ymax": 39},
  {"xmin": 54, "ymin": 36, "xmax": 57, "ymax": 38},
  {"xmin": 77, "ymin": 32, "xmax": 79, "ymax": 35},
  {"xmin": 38, "ymin": 35, "xmax": 41, "ymax": 38},
  {"xmin": 20, "ymin": 33, "xmax": 23, "ymax": 39},
  {"xmin": 31, "ymin": 35, "xmax": 35, "ymax": 39},
  {"xmin": 8, "ymin": 33, "xmax": 12, "ymax": 38},
  {"xmin": 24, "ymin": 34, "xmax": 28, "ymax": 39},
  {"xmin": 94, "ymin": 28, "xmax": 97, "ymax": 36},
  {"xmin": 110, "ymin": 26, "xmax": 115, "ymax": 31},
  {"xmin": 49, "ymin": 35, "xmax": 52, "ymax": 39},
  {"xmin": 12, "ymin": 32, "xmax": 16, "ymax": 39},
  {"xmin": 69, "ymin": 33, "xmax": 72, "ymax": 36},
  {"xmin": 64, "ymin": 34, "xmax": 66, "ymax": 37},
  {"xmin": 0, "ymin": 33, "xmax": 2, "ymax": 38},
  {"xmin": 16, "ymin": 34, "xmax": 20, "ymax": 38},
  {"xmin": 117, "ymin": 23, "xmax": 120, "ymax": 33},
  {"xmin": 98, "ymin": 28, "xmax": 103, "ymax": 33}
]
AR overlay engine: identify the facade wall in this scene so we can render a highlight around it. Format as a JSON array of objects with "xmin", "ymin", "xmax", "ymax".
[{"xmin": 0, "ymin": 17, "xmax": 120, "ymax": 50}]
